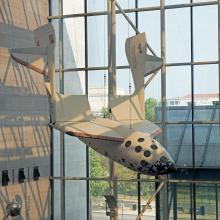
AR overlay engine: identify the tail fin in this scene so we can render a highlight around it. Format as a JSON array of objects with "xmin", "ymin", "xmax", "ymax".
[
  {"xmin": 125, "ymin": 33, "xmax": 162, "ymax": 115},
  {"xmin": 109, "ymin": 33, "xmax": 162, "ymax": 136}
]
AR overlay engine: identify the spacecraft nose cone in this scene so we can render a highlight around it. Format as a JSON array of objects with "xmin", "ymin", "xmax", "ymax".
[{"xmin": 162, "ymin": 162, "xmax": 177, "ymax": 174}]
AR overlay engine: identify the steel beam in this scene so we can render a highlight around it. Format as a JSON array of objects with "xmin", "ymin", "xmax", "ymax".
[
  {"xmin": 48, "ymin": 1, "xmax": 218, "ymax": 20},
  {"xmin": 55, "ymin": 60, "xmax": 219, "ymax": 73},
  {"xmin": 49, "ymin": 176, "xmax": 220, "ymax": 184},
  {"xmin": 160, "ymin": 0, "xmax": 168, "ymax": 219},
  {"xmin": 108, "ymin": 1, "xmax": 118, "ymax": 220}
]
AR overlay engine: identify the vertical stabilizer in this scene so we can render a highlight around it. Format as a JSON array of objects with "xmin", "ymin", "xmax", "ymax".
[
  {"xmin": 109, "ymin": 33, "xmax": 162, "ymax": 136},
  {"xmin": 125, "ymin": 33, "xmax": 146, "ymax": 116},
  {"xmin": 34, "ymin": 24, "xmax": 56, "ymax": 102}
]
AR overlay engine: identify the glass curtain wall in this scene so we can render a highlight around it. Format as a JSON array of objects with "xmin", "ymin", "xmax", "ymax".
[{"xmin": 49, "ymin": 0, "xmax": 220, "ymax": 220}]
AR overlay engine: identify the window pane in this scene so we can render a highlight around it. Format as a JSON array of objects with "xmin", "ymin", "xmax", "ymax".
[
  {"xmin": 63, "ymin": 0, "xmax": 84, "ymax": 14},
  {"xmin": 118, "ymin": 181, "xmax": 139, "ymax": 219},
  {"xmin": 166, "ymin": 0, "xmax": 189, "ymax": 5},
  {"xmin": 89, "ymin": 148, "xmax": 109, "ymax": 178},
  {"xmin": 194, "ymin": 65, "xmax": 218, "ymax": 106},
  {"xmin": 139, "ymin": 11, "xmax": 161, "ymax": 56},
  {"xmin": 141, "ymin": 181, "xmax": 156, "ymax": 219},
  {"xmin": 63, "ymin": 18, "xmax": 85, "ymax": 69},
  {"xmin": 65, "ymin": 180, "xmax": 87, "ymax": 220},
  {"xmin": 64, "ymin": 71, "xmax": 85, "ymax": 94},
  {"xmin": 139, "ymin": 0, "xmax": 160, "ymax": 7},
  {"xmin": 51, "ymin": 0, "xmax": 59, "ymax": 15},
  {"xmin": 53, "ymin": 129, "xmax": 60, "ymax": 176},
  {"xmin": 88, "ymin": 70, "xmax": 108, "ymax": 116},
  {"xmin": 65, "ymin": 135, "xmax": 86, "ymax": 176},
  {"xmin": 146, "ymin": 72, "xmax": 161, "ymax": 123},
  {"xmin": 90, "ymin": 180, "xmax": 109, "ymax": 219},
  {"xmin": 166, "ymin": 66, "xmax": 192, "ymax": 122},
  {"xmin": 195, "ymin": 124, "xmax": 220, "ymax": 167},
  {"xmin": 166, "ymin": 8, "xmax": 191, "ymax": 63},
  {"xmin": 116, "ymin": 13, "xmax": 136, "ymax": 66},
  {"xmin": 117, "ymin": 0, "xmax": 135, "ymax": 9},
  {"xmin": 88, "ymin": 16, "xmax": 107, "ymax": 67},
  {"xmin": 116, "ymin": 69, "xmax": 134, "ymax": 95},
  {"xmin": 175, "ymin": 183, "xmax": 191, "ymax": 220},
  {"xmin": 87, "ymin": 0, "xmax": 106, "ymax": 12},
  {"xmin": 193, "ymin": 5, "xmax": 218, "ymax": 61},
  {"xmin": 196, "ymin": 184, "xmax": 217, "ymax": 219},
  {"xmin": 53, "ymin": 180, "xmax": 61, "ymax": 220},
  {"xmin": 166, "ymin": 124, "xmax": 193, "ymax": 167}
]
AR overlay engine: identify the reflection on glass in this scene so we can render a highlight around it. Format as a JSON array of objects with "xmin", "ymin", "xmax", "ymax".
[
  {"xmin": 141, "ymin": 182, "xmax": 156, "ymax": 220},
  {"xmin": 196, "ymin": 184, "xmax": 217, "ymax": 220},
  {"xmin": 118, "ymin": 182, "xmax": 139, "ymax": 220},
  {"xmin": 65, "ymin": 180, "xmax": 87, "ymax": 220},
  {"xmin": 195, "ymin": 125, "xmax": 220, "ymax": 167},
  {"xmin": 54, "ymin": 180, "xmax": 61, "ymax": 220},
  {"xmin": 63, "ymin": 18, "xmax": 85, "ymax": 69},
  {"xmin": 65, "ymin": 135, "xmax": 86, "ymax": 177},
  {"xmin": 64, "ymin": 71, "xmax": 85, "ymax": 95},
  {"xmin": 166, "ymin": 125, "xmax": 193, "ymax": 167},
  {"xmin": 90, "ymin": 180, "xmax": 109, "ymax": 220},
  {"xmin": 169, "ymin": 183, "xmax": 191, "ymax": 220}
]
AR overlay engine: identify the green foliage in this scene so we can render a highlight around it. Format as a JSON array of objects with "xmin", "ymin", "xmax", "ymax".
[
  {"xmin": 145, "ymin": 98, "xmax": 158, "ymax": 122},
  {"xmin": 90, "ymin": 149, "xmax": 109, "ymax": 196},
  {"xmin": 101, "ymin": 106, "xmax": 108, "ymax": 118}
]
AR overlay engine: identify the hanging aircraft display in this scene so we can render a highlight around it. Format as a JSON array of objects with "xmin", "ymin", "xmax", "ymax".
[{"xmin": 11, "ymin": 23, "xmax": 177, "ymax": 176}]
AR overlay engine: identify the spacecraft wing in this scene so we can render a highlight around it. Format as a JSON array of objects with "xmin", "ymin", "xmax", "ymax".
[
  {"xmin": 53, "ymin": 121, "xmax": 124, "ymax": 142},
  {"xmin": 121, "ymin": 120, "xmax": 162, "ymax": 138}
]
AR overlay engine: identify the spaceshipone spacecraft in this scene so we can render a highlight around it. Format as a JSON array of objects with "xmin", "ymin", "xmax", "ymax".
[{"xmin": 11, "ymin": 23, "xmax": 176, "ymax": 176}]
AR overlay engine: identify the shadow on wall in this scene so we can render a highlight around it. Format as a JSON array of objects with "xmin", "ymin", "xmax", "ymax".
[
  {"xmin": 0, "ymin": 1, "xmax": 51, "ymax": 219},
  {"xmin": 0, "ymin": 1, "xmax": 86, "ymax": 219}
]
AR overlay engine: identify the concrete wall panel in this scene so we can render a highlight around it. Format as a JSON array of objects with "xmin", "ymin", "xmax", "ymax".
[{"xmin": 0, "ymin": 0, "xmax": 50, "ymax": 219}]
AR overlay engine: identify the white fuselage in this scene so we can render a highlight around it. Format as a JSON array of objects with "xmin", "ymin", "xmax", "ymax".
[{"xmin": 79, "ymin": 118, "xmax": 176, "ymax": 176}]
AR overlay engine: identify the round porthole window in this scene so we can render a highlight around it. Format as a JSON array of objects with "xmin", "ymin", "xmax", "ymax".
[
  {"xmin": 151, "ymin": 144, "xmax": 158, "ymax": 150},
  {"xmin": 141, "ymin": 160, "xmax": 149, "ymax": 167},
  {"xmin": 160, "ymin": 156, "xmax": 168, "ymax": 163},
  {"xmin": 125, "ymin": 141, "xmax": 131, "ymax": 147},
  {"xmin": 138, "ymin": 137, "xmax": 144, "ymax": 142},
  {"xmin": 144, "ymin": 150, "xmax": 151, "ymax": 157},
  {"xmin": 135, "ymin": 146, "xmax": 142, "ymax": 153}
]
